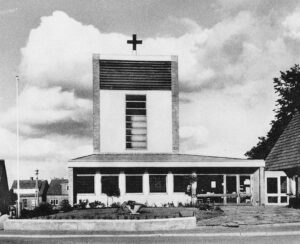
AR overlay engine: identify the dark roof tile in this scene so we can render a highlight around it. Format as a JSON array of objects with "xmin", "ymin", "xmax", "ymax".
[
  {"xmin": 47, "ymin": 179, "xmax": 68, "ymax": 195},
  {"xmin": 266, "ymin": 111, "xmax": 300, "ymax": 170}
]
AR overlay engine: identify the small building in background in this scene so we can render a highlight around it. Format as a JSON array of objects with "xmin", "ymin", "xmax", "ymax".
[
  {"xmin": 0, "ymin": 160, "xmax": 9, "ymax": 214},
  {"xmin": 11, "ymin": 179, "xmax": 48, "ymax": 210},
  {"xmin": 266, "ymin": 111, "xmax": 300, "ymax": 203},
  {"xmin": 46, "ymin": 178, "xmax": 68, "ymax": 208}
]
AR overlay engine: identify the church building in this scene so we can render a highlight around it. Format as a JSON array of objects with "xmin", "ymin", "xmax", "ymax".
[{"xmin": 68, "ymin": 36, "xmax": 265, "ymax": 206}]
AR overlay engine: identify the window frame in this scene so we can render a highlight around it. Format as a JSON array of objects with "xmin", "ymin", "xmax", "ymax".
[
  {"xmin": 173, "ymin": 175, "xmax": 190, "ymax": 193},
  {"xmin": 126, "ymin": 175, "xmax": 143, "ymax": 193},
  {"xmin": 125, "ymin": 94, "xmax": 147, "ymax": 150},
  {"xmin": 149, "ymin": 174, "xmax": 167, "ymax": 193},
  {"xmin": 101, "ymin": 176, "xmax": 119, "ymax": 195},
  {"xmin": 266, "ymin": 173, "xmax": 289, "ymax": 205},
  {"xmin": 75, "ymin": 175, "xmax": 95, "ymax": 194}
]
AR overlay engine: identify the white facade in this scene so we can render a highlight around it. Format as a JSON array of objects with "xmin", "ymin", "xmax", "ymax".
[
  {"xmin": 68, "ymin": 54, "xmax": 267, "ymax": 207},
  {"xmin": 99, "ymin": 90, "xmax": 173, "ymax": 153}
]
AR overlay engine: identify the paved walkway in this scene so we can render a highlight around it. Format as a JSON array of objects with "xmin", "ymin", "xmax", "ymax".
[{"xmin": 198, "ymin": 205, "xmax": 300, "ymax": 226}]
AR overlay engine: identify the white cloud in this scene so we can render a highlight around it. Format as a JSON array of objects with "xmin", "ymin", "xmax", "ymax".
[
  {"xmin": 283, "ymin": 9, "xmax": 300, "ymax": 40},
  {"xmin": 3, "ymin": 7, "xmax": 300, "ymax": 182},
  {"xmin": 2, "ymin": 86, "xmax": 92, "ymax": 136}
]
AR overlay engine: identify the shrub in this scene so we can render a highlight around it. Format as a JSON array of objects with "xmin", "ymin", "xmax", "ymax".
[
  {"xmin": 178, "ymin": 202, "xmax": 184, "ymax": 207},
  {"xmin": 111, "ymin": 202, "xmax": 121, "ymax": 208},
  {"xmin": 213, "ymin": 206, "xmax": 223, "ymax": 212},
  {"xmin": 37, "ymin": 202, "xmax": 53, "ymax": 216},
  {"xmin": 59, "ymin": 199, "xmax": 72, "ymax": 212},
  {"xmin": 75, "ymin": 200, "xmax": 88, "ymax": 209},
  {"xmin": 89, "ymin": 201, "xmax": 105, "ymax": 209},
  {"xmin": 168, "ymin": 202, "xmax": 175, "ymax": 207},
  {"xmin": 21, "ymin": 203, "xmax": 54, "ymax": 218},
  {"xmin": 198, "ymin": 203, "xmax": 213, "ymax": 211},
  {"xmin": 289, "ymin": 197, "xmax": 300, "ymax": 208}
]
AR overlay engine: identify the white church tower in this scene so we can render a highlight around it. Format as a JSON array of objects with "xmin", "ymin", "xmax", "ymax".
[{"xmin": 92, "ymin": 54, "xmax": 179, "ymax": 154}]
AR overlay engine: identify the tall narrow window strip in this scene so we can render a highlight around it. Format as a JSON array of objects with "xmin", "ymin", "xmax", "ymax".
[{"xmin": 126, "ymin": 95, "xmax": 147, "ymax": 149}]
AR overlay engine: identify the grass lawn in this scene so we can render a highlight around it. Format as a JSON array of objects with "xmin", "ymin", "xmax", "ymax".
[{"xmin": 37, "ymin": 207, "xmax": 224, "ymax": 221}]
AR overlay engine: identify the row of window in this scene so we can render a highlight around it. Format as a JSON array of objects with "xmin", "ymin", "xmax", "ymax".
[
  {"xmin": 76, "ymin": 175, "xmax": 169, "ymax": 194},
  {"xmin": 50, "ymin": 199, "xmax": 59, "ymax": 205},
  {"xmin": 75, "ymin": 175, "xmax": 251, "ymax": 195}
]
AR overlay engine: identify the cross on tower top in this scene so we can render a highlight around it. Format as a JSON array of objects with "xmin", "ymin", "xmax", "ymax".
[{"xmin": 127, "ymin": 34, "xmax": 142, "ymax": 52}]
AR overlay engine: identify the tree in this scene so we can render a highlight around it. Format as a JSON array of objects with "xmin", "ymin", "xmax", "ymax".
[{"xmin": 245, "ymin": 64, "xmax": 300, "ymax": 159}]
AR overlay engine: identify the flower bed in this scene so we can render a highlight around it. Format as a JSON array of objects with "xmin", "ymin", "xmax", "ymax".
[{"xmin": 34, "ymin": 207, "xmax": 223, "ymax": 221}]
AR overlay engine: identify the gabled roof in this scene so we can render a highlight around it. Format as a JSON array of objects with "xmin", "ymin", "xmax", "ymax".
[
  {"xmin": 266, "ymin": 111, "xmax": 300, "ymax": 171},
  {"xmin": 11, "ymin": 180, "xmax": 48, "ymax": 196},
  {"xmin": 47, "ymin": 179, "xmax": 68, "ymax": 196}
]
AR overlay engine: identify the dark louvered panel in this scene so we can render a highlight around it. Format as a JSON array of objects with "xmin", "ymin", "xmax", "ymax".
[{"xmin": 100, "ymin": 60, "xmax": 171, "ymax": 90}]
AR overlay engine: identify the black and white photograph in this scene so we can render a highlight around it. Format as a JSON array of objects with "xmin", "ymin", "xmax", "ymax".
[{"xmin": 1, "ymin": 0, "xmax": 300, "ymax": 243}]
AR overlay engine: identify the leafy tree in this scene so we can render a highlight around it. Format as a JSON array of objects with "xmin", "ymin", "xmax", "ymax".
[{"xmin": 245, "ymin": 64, "xmax": 300, "ymax": 159}]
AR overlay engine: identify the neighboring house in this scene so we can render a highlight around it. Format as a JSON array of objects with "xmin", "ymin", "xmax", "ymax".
[
  {"xmin": 11, "ymin": 179, "xmax": 49, "ymax": 210},
  {"xmin": 46, "ymin": 179, "xmax": 68, "ymax": 208},
  {"xmin": 67, "ymin": 51, "xmax": 265, "ymax": 206},
  {"xmin": 266, "ymin": 110, "xmax": 300, "ymax": 200},
  {"xmin": 0, "ymin": 160, "xmax": 9, "ymax": 213}
]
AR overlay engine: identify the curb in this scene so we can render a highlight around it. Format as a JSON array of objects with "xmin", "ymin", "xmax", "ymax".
[
  {"xmin": 1, "ymin": 231, "xmax": 300, "ymax": 238},
  {"xmin": 3, "ymin": 217, "xmax": 196, "ymax": 232},
  {"xmin": 199, "ymin": 221, "xmax": 300, "ymax": 228}
]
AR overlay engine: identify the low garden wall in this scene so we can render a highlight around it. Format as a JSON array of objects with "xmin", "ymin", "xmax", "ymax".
[{"xmin": 4, "ymin": 217, "xmax": 196, "ymax": 232}]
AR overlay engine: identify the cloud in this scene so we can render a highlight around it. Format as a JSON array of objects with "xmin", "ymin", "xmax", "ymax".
[
  {"xmin": 2, "ymin": 86, "xmax": 92, "ymax": 137},
  {"xmin": 283, "ymin": 9, "xmax": 300, "ymax": 40},
  {"xmin": 3, "ymin": 6, "xmax": 300, "ymax": 182}
]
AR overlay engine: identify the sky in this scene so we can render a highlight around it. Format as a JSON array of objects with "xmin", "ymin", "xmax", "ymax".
[{"xmin": 1, "ymin": 0, "xmax": 300, "ymax": 185}]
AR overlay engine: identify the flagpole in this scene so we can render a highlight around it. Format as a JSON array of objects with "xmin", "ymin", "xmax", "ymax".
[{"xmin": 16, "ymin": 75, "xmax": 20, "ymax": 218}]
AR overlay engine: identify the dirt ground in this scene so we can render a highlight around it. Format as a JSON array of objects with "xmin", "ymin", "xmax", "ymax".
[{"xmin": 197, "ymin": 205, "xmax": 300, "ymax": 226}]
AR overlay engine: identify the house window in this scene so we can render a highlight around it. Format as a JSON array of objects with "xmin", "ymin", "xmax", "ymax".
[
  {"xmin": 75, "ymin": 176, "xmax": 94, "ymax": 194},
  {"xmin": 267, "ymin": 178, "xmax": 278, "ymax": 194},
  {"xmin": 239, "ymin": 175, "xmax": 251, "ymax": 204},
  {"xmin": 280, "ymin": 176, "xmax": 287, "ymax": 193},
  {"xmin": 126, "ymin": 95, "xmax": 147, "ymax": 150},
  {"xmin": 174, "ymin": 175, "xmax": 190, "ymax": 192},
  {"xmin": 197, "ymin": 175, "xmax": 223, "ymax": 194},
  {"xmin": 50, "ymin": 199, "xmax": 59, "ymax": 205},
  {"xmin": 102, "ymin": 176, "xmax": 119, "ymax": 195},
  {"xmin": 266, "ymin": 175, "xmax": 289, "ymax": 204},
  {"xmin": 150, "ymin": 175, "xmax": 166, "ymax": 193},
  {"xmin": 126, "ymin": 176, "xmax": 143, "ymax": 193},
  {"xmin": 23, "ymin": 199, "xmax": 27, "ymax": 208}
]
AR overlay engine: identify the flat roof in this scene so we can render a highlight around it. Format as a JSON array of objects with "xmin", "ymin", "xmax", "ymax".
[
  {"xmin": 68, "ymin": 153, "xmax": 264, "ymax": 168},
  {"xmin": 94, "ymin": 53, "xmax": 177, "ymax": 62}
]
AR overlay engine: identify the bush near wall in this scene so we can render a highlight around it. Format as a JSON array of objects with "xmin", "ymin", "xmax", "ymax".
[
  {"xmin": 289, "ymin": 197, "xmax": 300, "ymax": 209},
  {"xmin": 21, "ymin": 202, "xmax": 58, "ymax": 219}
]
